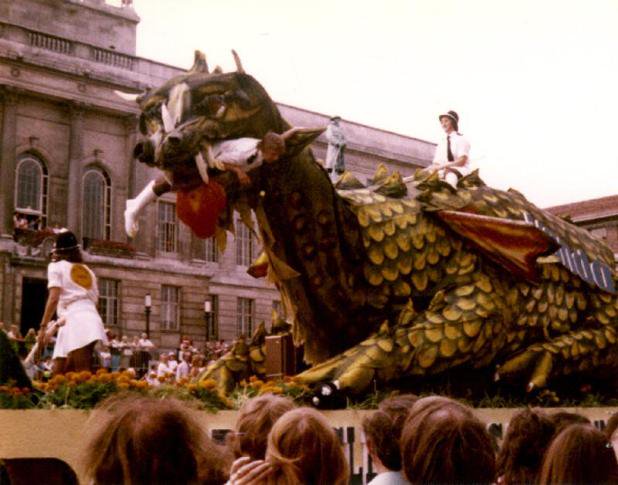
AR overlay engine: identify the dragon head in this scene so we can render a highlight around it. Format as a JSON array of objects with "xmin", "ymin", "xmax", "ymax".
[{"xmin": 130, "ymin": 51, "xmax": 321, "ymax": 199}]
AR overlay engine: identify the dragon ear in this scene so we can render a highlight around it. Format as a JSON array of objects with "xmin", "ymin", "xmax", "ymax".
[{"xmin": 284, "ymin": 127, "xmax": 326, "ymax": 157}]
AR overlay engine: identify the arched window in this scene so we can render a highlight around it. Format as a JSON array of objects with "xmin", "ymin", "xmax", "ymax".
[
  {"xmin": 15, "ymin": 155, "xmax": 48, "ymax": 229},
  {"xmin": 82, "ymin": 169, "xmax": 112, "ymax": 240}
]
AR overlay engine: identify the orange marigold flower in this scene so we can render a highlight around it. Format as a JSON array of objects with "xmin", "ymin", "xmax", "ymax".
[
  {"xmin": 51, "ymin": 375, "xmax": 66, "ymax": 385},
  {"xmin": 65, "ymin": 372, "xmax": 77, "ymax": 381},
  {"xmin": 78, "ymin": 371, "xmax": 92, "ymax": 382},
  {"xmin": 117, "ymin": 382, "xmax": 130, "ymax": 390},
  {"xmin": 199, "ymin": 379, "xmax": 217, "ymax": 390}
]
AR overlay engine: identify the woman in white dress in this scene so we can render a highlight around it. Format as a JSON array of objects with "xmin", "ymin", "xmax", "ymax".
[{"xmin": 40, "ymin": 231, "xmax": 108, "ymax": 374}]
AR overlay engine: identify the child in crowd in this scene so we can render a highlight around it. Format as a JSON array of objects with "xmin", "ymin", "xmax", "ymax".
[
  {"xmin": 83, "ymin": 395, "xmax": 231, "ymax": 485},
  {"xmin": 227, "ymin": 407, "xmax": 348, "ymax": 485},
  {"xmin": 400, "ymin": 396, "xmax": 495, "ymax": 485},
  {"xmin": 228, "ymin": 393, "xmax": 295, "ymax": 461},
  {"xmin": 362, "ymin": 394, "xmax": 417, "ymax": 485}
]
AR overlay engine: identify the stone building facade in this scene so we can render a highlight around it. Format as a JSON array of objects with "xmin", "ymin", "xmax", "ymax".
[{"xmin": 0, "ymin": 0, "xmax": 434, "ymax": 350}]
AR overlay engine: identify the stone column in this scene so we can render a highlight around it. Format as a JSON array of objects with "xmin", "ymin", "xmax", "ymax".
[
  {"xmin": 0, "ymin": 87, "xmax": 19, "ymax": 235},
  {"xmin": 66, "ymin": 102, "xmax": 86, "ymax": 238}
]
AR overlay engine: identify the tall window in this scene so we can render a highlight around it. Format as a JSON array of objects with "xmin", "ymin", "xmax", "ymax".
[
  {"xmin": 99, "ymin": 278, "xmax": 120, "ymax": 327},
  {"xmin": 209, "ymin": 295, "xmax": 219, "ymax": 340},
  {"xmin": 82, "ymin": 169, "xmax": 111, "ymax": 240},
  {"xmin": 236, "ymin": 297, "xmax": 254, "ymax": 337},
  {"xmin": 205, "ymin": 237, "xmax": 218, "ymax": 263},
  {"xmin": 157, "ymin": 201, "xmax": 177, "ymax": 253},
  {"xmin": 15, "ymin": 155, "xmax": 48, "ymax": 228},
  {"xmin": 236, "ymin": 221, "xmax": 254, "ymax": 266},
  {"xmin": 161, "ymin": 285, "xmax": 180, "ymax": 331}
]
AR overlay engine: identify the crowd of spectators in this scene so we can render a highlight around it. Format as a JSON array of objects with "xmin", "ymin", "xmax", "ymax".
[
  {"xmin": 76, "ymin": 391, "xmax": 618, "ymax": 485},
  {"xmin": 1, "ymin": 320, "xmax": 232, "ymax": 382}
]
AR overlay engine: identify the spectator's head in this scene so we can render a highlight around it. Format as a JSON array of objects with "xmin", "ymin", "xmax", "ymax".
[
  {"xmin": 182, "ymin": 351, "xmax": 192, "ymax": 363},
  {"xmin": 159, "ymin": 353, "xmax": 169, "ymax": 364},
  {"xmin": 191, "ymin": 354, "xmax": 204, "ymax": 368},
  {"xmin": 141, "ymin": 332, "xmax": 148, "ymax": 339},
  {"xmin": 83, "ymin": 395, "xmax": 231, "ymax": 485},
  {"xmin": 25, "ymin": 328, "xmax": 36, "ymax": 337},
  {"xmin": 230, "ymin": 393, "xmax": 295, "ymax": 460},
  {"xmin": 361, "ymin": 394, "xmax": 417, "ymax": 472},
  {"xmin": 168, "ymin": 352, "xmax": 177, "ymax": 361},
  {"xmin": 549, "ymin": 411, "xmax": 590, "ymax": 435},
  {"xmin": 401, "ymin": 396, "xmax": 495, "ymax": 485},
  {"xmin": 539, "ymin": 423, "xmax": 618, "ymax": 485},
  {"xmin": 51, "ymin": 230, "xmax": 83, "ymax": 263},
  {"xmin": 121, "ymin": 336, "xmax": 128, "ymax": 342},
  {"xmin": 266, "ymin": 407, "xmax": 349, "ymax": 485},
  {"xmin": 496, "ymin": 408, "xmax": 556, "ymax": 485}
]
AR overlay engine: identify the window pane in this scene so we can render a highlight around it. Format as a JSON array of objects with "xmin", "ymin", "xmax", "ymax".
[
  {"xmin": 83, "ymin": 171, "xmax": 106, "ymax": 240},
  {"xmin": 235, "ymin": 221, "xmax": 254, "ymax": 266},
  {"xmin": 161, "ymin": 285, "xmax": 179, "ymax": 331},
  {"xmin": 236, "ymin": 298, "xmax": 254, "ymax": 337},
  {"xmin": 157, "ymin": 202, "xmax": 177, "ymax": 253},
  {"xmin": 16, "ymin": 158, "xmax": 42, "ymax": 211},
  {"xmin": 205, "ymin": 237, "xmax": 218, "ymax": 263},
  {"xmin": 98, "ymin": 278, "xmax": 119, "ymax": 327}
]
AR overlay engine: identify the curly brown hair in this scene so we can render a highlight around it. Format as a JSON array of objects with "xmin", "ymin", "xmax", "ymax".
[
  {"xmin": 496, "ymin": 408, "xmax": 556, "ymax": 485},
  {"xmin": 228, "ymin": 393, "xmax": 295, "ymax": 460},
  {"xmin": 539, "ymin": 423, "xmax": 618, "ymax": 485},
  {"xmin": 361, "ymin": 394, "xmax": 417, "ymax": 471},
  {"xmin": 401, "ymin": 396, "xmax": 496, "ymax": 485},
  {"xmin": 265, "ymin": 407, "xmax": 349, "ymax": 485},
  {"xmin": 83, "ymin": 395, "xmax": 231, "ymax": 485}
]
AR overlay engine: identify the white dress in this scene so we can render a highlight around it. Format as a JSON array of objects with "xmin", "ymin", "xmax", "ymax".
[{"xmin": 47, "ymin": 260, "xmax": 108, "ymax": 359}]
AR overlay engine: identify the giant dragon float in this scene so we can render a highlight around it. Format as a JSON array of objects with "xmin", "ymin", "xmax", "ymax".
[{"xmin": 114, "ymin": 50, "xmax": 618, "ymax": 400}]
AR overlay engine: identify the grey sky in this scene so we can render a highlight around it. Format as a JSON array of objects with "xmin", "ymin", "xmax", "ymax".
[{"xmin": 130, "ymin": 0, "xmax": 618, "ymax": 207}]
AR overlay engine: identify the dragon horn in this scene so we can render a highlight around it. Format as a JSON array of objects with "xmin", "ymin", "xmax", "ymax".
[{"xmin": 232, "ymin": 49, "xmax": 245, "ymax": 73}]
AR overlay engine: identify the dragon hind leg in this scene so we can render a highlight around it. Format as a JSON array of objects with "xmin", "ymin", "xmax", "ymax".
[
  {"xmin": 496, "ymin": 326, "xmax": 618, "ymax": 391},
  {"xmin": 296, "ymin": 273, "xmax": 511, "ymax": 394}
]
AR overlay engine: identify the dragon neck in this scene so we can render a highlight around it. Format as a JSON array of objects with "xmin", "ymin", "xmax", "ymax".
[{"xmin": 255, "ymin": 152, "xmax": 373, "ymax": 363}]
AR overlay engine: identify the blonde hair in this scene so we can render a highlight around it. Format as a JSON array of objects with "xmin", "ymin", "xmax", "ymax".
[
  {"xmin": 82, "ymin": 395, "xmax": 230, "ymax": 485},
  {"xmin": 229, "ymin": 393, "xmax": 295, "ymax": 460},
  {"xmin": 265, "ymin": 407, "xmax": 349, "ymax": 485}
]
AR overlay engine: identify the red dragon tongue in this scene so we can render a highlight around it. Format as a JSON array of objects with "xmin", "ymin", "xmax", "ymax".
[{"xmin": 176, "ymin": 181, "xmax": 227, "ymax": 239}]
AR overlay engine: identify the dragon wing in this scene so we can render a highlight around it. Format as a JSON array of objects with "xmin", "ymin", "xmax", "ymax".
[{"xmin": 418, "ymin": 170, "xmax": 616, "ymax": 293}]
